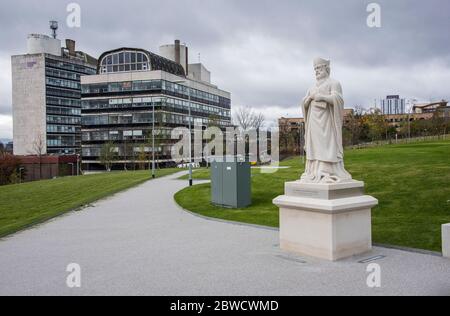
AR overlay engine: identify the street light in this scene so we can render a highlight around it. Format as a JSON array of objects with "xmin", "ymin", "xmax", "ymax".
[
  {"xmin": 174, "ymin": 79, "xmax": 193, "ymax": 186},
  {"xmin": 408, "ymin": 99, "xmax": 417, "ymax": 142},
  {"xmin": 19, "ymin": 167, "xmax": 25, "ymax": 184},
  {"xmin": 76, "ymin": 154, "xmax": 80, "ymax": 176},
  {"xmin": 68, "ymin": 163, "xmax": 74, "ymax": 176},
  {"xmin": 152, "ymin": 96, "xmax": 156, "ymax": 179}
]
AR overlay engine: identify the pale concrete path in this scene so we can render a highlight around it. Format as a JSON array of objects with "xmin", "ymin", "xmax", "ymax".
[{"xmin": 0, "ymin": 171, "xmax": 449, "ymax": 296}]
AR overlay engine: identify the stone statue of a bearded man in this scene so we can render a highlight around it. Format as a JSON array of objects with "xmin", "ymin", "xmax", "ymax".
[{"xmin": 300, "ymin": 58, "xmax": 352, "ymax": 183}]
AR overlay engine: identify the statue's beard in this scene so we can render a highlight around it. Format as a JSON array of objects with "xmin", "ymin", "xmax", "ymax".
[{"xmin": 316, "ymin": 73, "xmax": 329, "ymax": 82}]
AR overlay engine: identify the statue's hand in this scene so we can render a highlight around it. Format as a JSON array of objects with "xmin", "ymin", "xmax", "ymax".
[
  {"xmin": 303, "ymin": 95, "xmax": 313, "ymax": 107},
  {"xmin": 314, "ymin": 94, "xmax": 325, "ymax": 102}
]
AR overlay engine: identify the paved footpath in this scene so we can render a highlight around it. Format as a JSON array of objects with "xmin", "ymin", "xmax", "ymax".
[{"xmin": 0, "ymin": 171, "xmax": 449, "ymax": 296}]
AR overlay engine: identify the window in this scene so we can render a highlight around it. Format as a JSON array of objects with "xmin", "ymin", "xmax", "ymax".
[{"xmin": 99, "ymin": 50, "xmax": 150, "ymax": 74}]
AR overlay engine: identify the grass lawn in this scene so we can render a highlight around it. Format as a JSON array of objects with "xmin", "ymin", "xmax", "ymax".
[
  {"xmin": 0, "ymin": 168, "xmax": 180, "ymax": 238},
  {"xmin": 175, "ymin": 140, "xmax": 450, "ymax": 252}
]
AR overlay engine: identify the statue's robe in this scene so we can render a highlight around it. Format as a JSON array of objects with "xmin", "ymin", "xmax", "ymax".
[{"xmin": 301, "ymin": 77, "xmax": 352, "ymax": 183}]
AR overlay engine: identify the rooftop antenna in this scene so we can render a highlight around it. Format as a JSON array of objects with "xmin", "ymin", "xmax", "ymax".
[
  {"xmin": 49, "ymin": 20, "xmax": 58, "ymax": 39},
  {"xmin": 198, "ymin": 53, "xmax": 201, "ymax": 63}
]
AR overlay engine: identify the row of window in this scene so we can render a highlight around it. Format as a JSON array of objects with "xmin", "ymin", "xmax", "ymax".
[
  {"xmin": 82, "ymin": 80, "xmax": 158, "ymax": 94},
  {"xmin": 82, "ymin": 145, "xmax": 163, "ymax": 157},
  {"xmin": 99, "ymin": 51, "xmax": 149, "ymax": 74},
  {"xmin": 47, "ymin": 135, "xmax": 79, "ymax": 147},
  {"xmin": 83, "ymin": 130, "xmax": 176, "ymax": 142},
  {"xmin": 82, "ymin": 113, "xmax": 154, "ymax": 126},
  {"xmin": 46, "ymin": 68, "xmax": 81, "ymax": 81},
  {"xmin": 47, "ymin": 124, "xmax": 81, "ymax": 133},
  {"xmin": 82, "ymin": 80, "xmax": 226, "ymax": 106},
  {"xmin": 47, "ymin": 115, "xmax": 81, "ymax": 125},
  {"xmin": 48, "ymin": 148, "xmax": 78, "ymax": 155},
  {"xmin": 83, "ymin": 129, "xmax": 150, "ymax": 141},
  {"xmin": 82, "ymin": 97, "xmax": 231, "ymax": 118},
  {"xmin": 46, "ymin": 59, "xmax": 96, "ymax": 75},
  {"xmin": 100, "ymin": 63, "xmax": 149, "ymax": 74},
  {"xmin": 47, "ymin": 87, "xmax": 81, "ymax": 99},
  {"xmin": 46, "ymin": 77, "xmax": 81, "ymax": 90},
  {"xmin": 82, "ymin": 113, "xmax": 231, "ymax": 127},
  {"xmin": 101, "ymin": 51, "xmax": 149, "ymax": 65},
  {"xmin": 47, "ymin": 96, "xmax": 81, "ymax": 108},
  {"xmin": 47, "ymin": 106, "xmax": 81, "ymax": 116},
  {"xmin": 164, "ymin": 81, "xmax": 220, "ymax": 104}
]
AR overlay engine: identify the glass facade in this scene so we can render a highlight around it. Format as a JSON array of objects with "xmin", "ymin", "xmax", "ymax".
[
  {"xmin": 82, "ymin": 79, "xmax": 230, "ymax": 109},
  {"xmin": 45, "ymin": 57, "xmax": 96, "ymax": 155},
  {"xmin": 97, "ymin": 48, "xmax": 186, "ymax": 77},
  {"xmin": 381, "ymin": 95, "xmax": 406, "ymax": 115},
  {"xmin": 81, "ymin": 81, "xmax": 232, "ymax": 165},
  {"xmin": 81, "ymin": 48, "xmax": 230, "ymax": 168},
  {"xmin": 99, "ymin": 51, "xmax": 149, "ymax": 74}
]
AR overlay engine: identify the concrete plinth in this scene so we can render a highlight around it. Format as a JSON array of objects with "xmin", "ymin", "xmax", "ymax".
[
  {"xmin": 443, "ymin": 224, "xmax": 450, "ymax": 259},
  {"xmin": 273, "ymin": 181, "xmax": 378, "ymax": 261}
]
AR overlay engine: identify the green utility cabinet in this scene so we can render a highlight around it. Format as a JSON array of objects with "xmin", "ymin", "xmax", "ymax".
[{"xmin": 211, "ymin": 160, "xmax": 251, "ymax": 208}]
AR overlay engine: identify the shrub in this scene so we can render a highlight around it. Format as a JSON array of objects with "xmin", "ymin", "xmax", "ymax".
[{"xmin": 0, "ymin": 152, "xmax": 22, "ymax": 186}]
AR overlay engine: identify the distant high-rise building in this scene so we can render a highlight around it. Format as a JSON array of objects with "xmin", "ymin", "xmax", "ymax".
[
  {"xmin": 12, "ymin": 28, "xmax": 97, "ymax": 156},
  {"xmin": 381, "ymin": 95, "xmax": 406, "ymax": 115}
]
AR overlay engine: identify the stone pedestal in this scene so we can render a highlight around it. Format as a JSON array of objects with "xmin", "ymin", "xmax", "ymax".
[
  {"xmin": 273, "ymin": 181, "xmax": 378, "ymax": 261},
  {"xmin": 443, "ymin": 224, "xmax": 450, "ymax": 259}
]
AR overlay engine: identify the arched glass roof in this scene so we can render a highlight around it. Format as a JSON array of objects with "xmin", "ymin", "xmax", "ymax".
[
  {"xmin": 97, "ymin": 48, "xmax": 186, "ymax": 77},
  {"xmin": 99, "ymin": 50, "xmax": 149, "ymax": 74}
]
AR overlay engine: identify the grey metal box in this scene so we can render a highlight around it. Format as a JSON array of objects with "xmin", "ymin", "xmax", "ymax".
[{"xmin": 211, "ymin": 160, "xmax": 251, "ymax": 208}]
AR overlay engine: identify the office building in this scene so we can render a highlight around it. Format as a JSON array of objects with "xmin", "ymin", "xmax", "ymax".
[
  {"xmin": 381, "ymin": 95, "xmax": 406, "ymax": 115},
  {"xmin": 413, "ymin": 100, "xmax": 448, "ymax": 114},
  {"xmin": 81, "ymin": 40, "xmax": 232, "ymax": 170},
  {"xmin": 12, "ymin": 25, "xmax": 97, "ymax": 156},
  {"xmin": 385, "ymin": 100, "xmax": 449, "ymax": 129}
]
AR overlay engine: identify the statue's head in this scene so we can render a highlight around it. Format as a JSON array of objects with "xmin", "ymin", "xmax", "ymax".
[{"xmin": 313, "ymin": 57, "xmax": 330, "ymax": 81}]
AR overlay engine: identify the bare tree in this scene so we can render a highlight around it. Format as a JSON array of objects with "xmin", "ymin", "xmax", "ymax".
[
  {"xmin": 31, "ymin": 134, "xmax": 46, "ymax": 180},
  {"xmin": 252, "ymin": 112, "xmax": 265, "ymax": 131},
  {"xmin": 233, "ymin": 106, "xmax": 265, "ymax": 131},
  {"xmin": 233, "ymin": 106, "xmax": 266, "ymax": 163},
  {"xmin": 100, "ymin": 141, "xmax": 117, "ymax": 172},
  {"xmin": 137, "ymin": 144, "xmax": 148, "ymax": 170},
  {"xmin": 234, "ymin": 107, "xmax": 253, "ymax": 131}
]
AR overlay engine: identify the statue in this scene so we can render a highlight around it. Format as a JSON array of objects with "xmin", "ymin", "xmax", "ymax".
[
  {"xmin": 300, "ymin": 58, "xmax": 352, "ymax": 183},
  {"xmin": 274, "ymin": 58, "xmax": 378, "ymax": 261}
]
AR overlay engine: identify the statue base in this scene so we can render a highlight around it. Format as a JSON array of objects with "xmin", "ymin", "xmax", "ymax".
[{"xmin": 273, "ymin": 181, "xmax": 378, "ymax": 261}]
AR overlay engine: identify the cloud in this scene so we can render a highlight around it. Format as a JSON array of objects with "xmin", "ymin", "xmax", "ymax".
[
  {"xmin": 0, "ymin": 0, "xmax": 449, "ymax": 136},
  {"xmin": 0, "ymin": 53, "xmax": 12, "ymax": 116},
  {"xmin": 0, "ymin": 115, "xmax": 12, "ymax": 139}
]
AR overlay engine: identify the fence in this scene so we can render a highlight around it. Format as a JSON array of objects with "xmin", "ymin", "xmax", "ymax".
[{"xmin": 345, "ymin": 134, "xmax": 450, "ymax": 150}]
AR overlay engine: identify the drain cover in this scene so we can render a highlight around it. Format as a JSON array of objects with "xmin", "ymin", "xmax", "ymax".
[
  {"xmin": 358, "ymin": 255, "xmax": 386, "ymax": 263},
  {"xmin": 276, "ymin": 254, "xmax": 307, "ymax": 264}
]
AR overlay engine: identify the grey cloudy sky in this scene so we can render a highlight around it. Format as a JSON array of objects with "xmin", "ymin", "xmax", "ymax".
[{"xmin": 1, "ymin": 0, "xmax": 450, "ymax": 139}]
